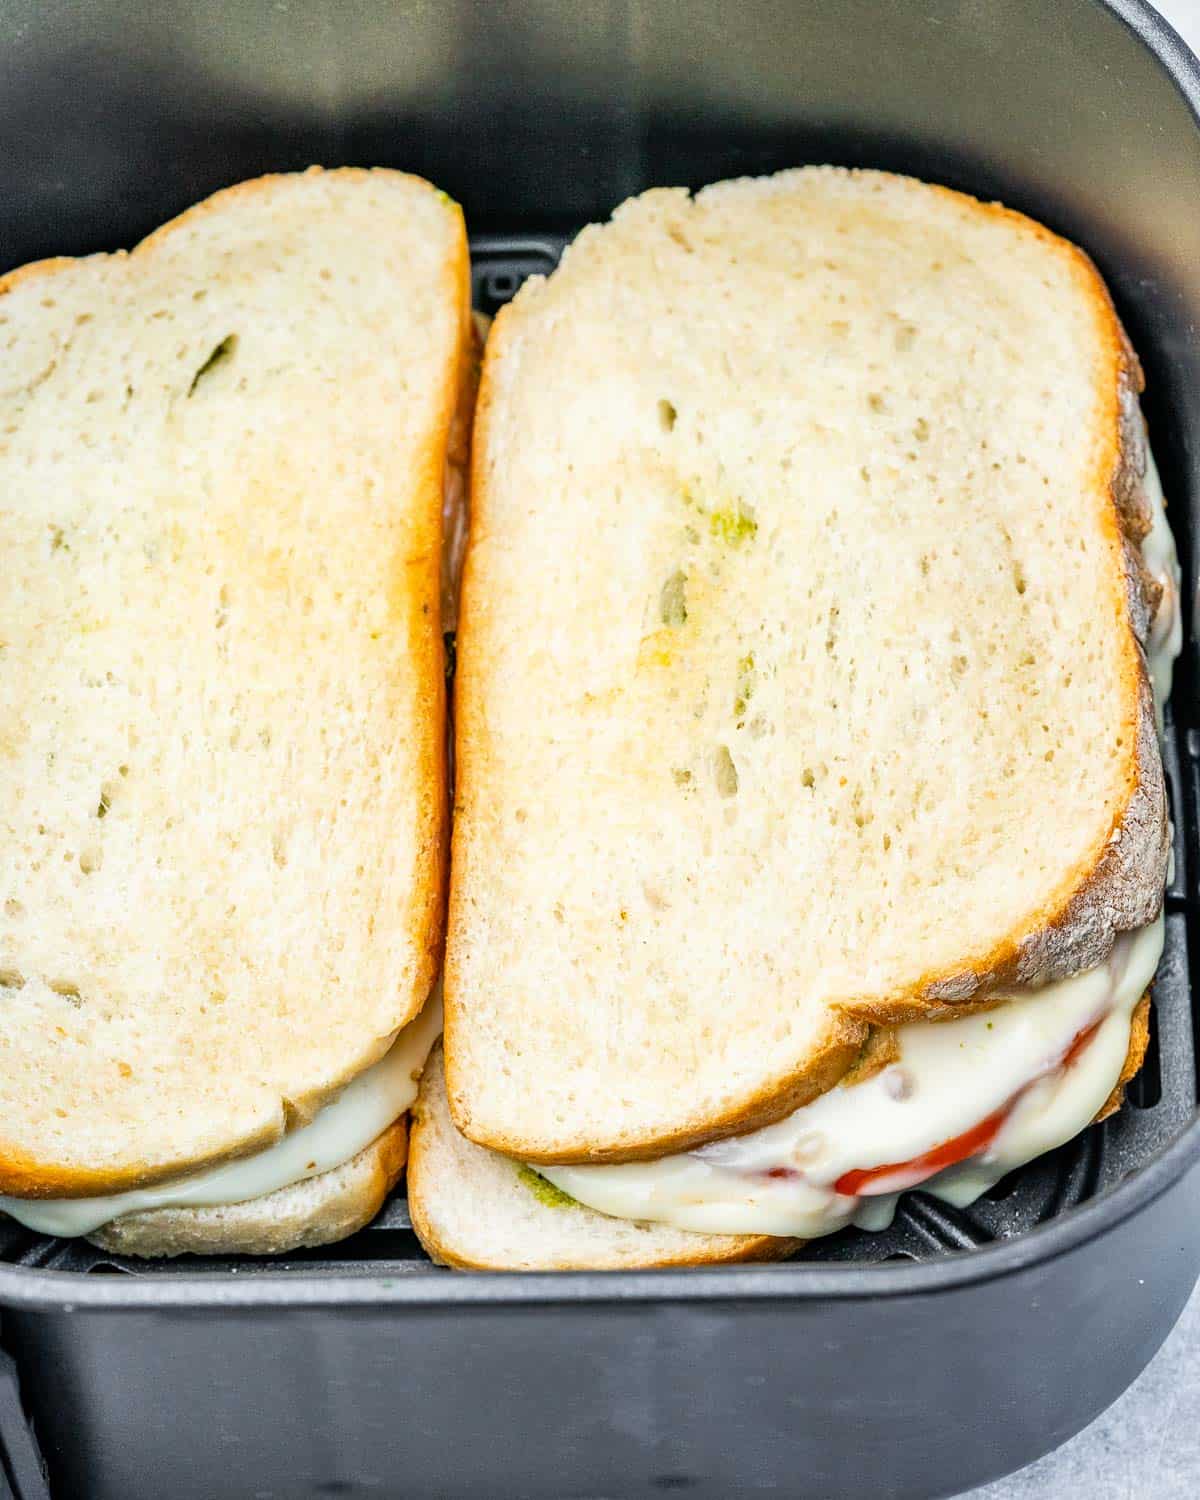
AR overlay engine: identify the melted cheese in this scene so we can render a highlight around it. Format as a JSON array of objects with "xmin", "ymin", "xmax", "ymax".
[
  {"xmin": 538, "ymin": 432, "xmax": 1181, "ymax": 1241},
  {"xmin": 541, "ymin": 921, "xmax": 1162, "ymax": 1237},
  {"xmin": 0, "ymin": 993, "xmax": 442, "ymax": 1238}
]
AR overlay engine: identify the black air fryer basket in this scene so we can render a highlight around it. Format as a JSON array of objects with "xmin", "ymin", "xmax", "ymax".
[{"xmin": 0, "ymin": 3, "xmax": 1198, "ymax": 1498}]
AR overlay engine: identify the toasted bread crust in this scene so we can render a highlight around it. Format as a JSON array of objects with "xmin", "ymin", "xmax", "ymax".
[
  {"xmin": 419, "ymin": 1231, "xmax": 798, "ymax": 1271},
  {"xmin": 413, "ymin": 1206, "xmax": 797, "ymax": 1271},
  {"xmin": 1095, "ymin": 991, "xmax": 1152, "ymax": 1123},
  {"xmin": 450, "ymin": 1010, "xmax": 869, "ymax": 1168},
  {"xmin": 0, "ymin": 169, "xmax": 467, "ymax": 1198},
  {"xmin": 85, "ymin": 1119, "xmax": 408, "ymax": 1258}
]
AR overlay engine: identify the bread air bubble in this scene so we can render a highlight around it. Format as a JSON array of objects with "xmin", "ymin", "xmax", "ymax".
[
  {"xmin": 187, "ymin": 333, "xmax": 237, "ymax": 397},
  {"xmin": 713, "ymin": 745, "xmax": 738, "ymax": 797},
  {"xmin": 659, "ymin": 570, "xmax": 688, "ymax": 627}
]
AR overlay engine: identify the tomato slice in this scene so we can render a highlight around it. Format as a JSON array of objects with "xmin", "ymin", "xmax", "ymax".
[
  {"xmin": 834, "ymin": 1105, "xmax": 1010, "ymax": 1197},
  {"xmin": 1060, "ymin": 1017, "xmax": 1103, "ymax": 1069},
  {"xmin": 832, "ymin": 1014, "xmax": 1106, "ymax": 1198}
]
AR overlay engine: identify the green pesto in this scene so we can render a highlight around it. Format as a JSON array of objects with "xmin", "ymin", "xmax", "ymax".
[
  {"xmin": 517, "ymin": 1164, "xmax": 579, "ymax": 1210},
  {"xmin": 708, "ymin": 507, "xmax": 758, "ymax": 545},
  {"xmin": 733, "ymin": 651, "xmax": 756, "ymax": 720}
]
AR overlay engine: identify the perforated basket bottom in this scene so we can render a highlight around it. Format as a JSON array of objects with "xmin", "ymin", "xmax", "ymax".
[{"xmin": 2, "ymin": 237, "xmax": 1196, "ymax": 1280}]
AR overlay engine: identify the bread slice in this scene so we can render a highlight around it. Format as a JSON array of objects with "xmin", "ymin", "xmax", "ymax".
[
  {"xmin": 0, "ymin": 168, "xmax": 469, "ymax": 1196},
  {"xmin": 86, "ymin": 1120, "xmax": 408, "ymax": 1258},
  {"xmin": 1096, "ymin": 992, "xmax": 1152, "ymax": 1122},
  {"xmin": 447, "ymin": 167, "xmax": 1168, "ymax": 1164},
  {"xmin": 408, "ymin": 1049, "xmax": 796, "ymax": 1269}
]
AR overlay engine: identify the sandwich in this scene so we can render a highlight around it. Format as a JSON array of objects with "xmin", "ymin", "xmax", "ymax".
[
  {"xmin": 0, "ymin": 168, "xmax": 469, "ymax": 1255},
  {"xmin": 410, "ymin": 167, "xmax": 1181, "ymax": 1269}
]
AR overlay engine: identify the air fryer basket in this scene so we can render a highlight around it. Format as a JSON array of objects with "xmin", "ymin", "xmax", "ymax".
[{"xmin": 0, "ymin": 4, "xmax": 1198, "ymax": 1499}]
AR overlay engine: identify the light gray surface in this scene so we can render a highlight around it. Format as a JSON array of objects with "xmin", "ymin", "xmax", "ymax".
[
  {"xmin": 963, "ymin": 1285, "xmax": 1200, "ymax": 1498},
  {"xmin": 1163, "ymin": 0, "xmax": 1200, "ymax": 42},
  {"xmin": 966, "ymin": 3, "xmax": 1200, "ymax": 1496}
]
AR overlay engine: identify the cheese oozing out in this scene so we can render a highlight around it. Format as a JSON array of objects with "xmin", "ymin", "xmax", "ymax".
[
  {"xmin": 0, "ymin": 992, "xmax": 442, "ymax": 1238},
  {"xmin": 1141, "ymin": 442, "xmax": 1183, "ymax": 713},
  {"xmin": 540, "ymin": 920, "xmax": 1162, "ymax": 1238},
  {"xmin": 537, "ymin": 437, "xmax": 1181, "ymax": 1240}
]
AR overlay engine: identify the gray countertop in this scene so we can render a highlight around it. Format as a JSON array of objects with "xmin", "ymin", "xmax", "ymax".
[
  {"xmin": 966, "ymin": 3, "xmax": 1200, "ymax": 1495},
  {"xmin": 964, "ymin": 1286, "xmax": 1200, "ymax": 1498}
]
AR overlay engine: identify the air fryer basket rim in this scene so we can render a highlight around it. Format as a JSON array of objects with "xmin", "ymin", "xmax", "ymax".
[
  {"xmin": 0, "ymin": 0, "xmax": 1198, "ymax": 1313},
  {"xmin": 1112, "ymin": 0, "xmax": 1200, "ymax": 127},
  {"xmin": 0, "ymin": 1118, "xmax": 1195, "ymax": 1311}
]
